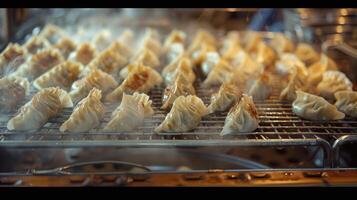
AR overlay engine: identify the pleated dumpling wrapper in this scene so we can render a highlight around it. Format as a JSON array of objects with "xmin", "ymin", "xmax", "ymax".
[
  {"xmin": 0, "ymin": 76, "xmax": 29, "ymax": 113},
  {"xmin": 334, "ymin": 91, "xmax": 357, "ymax": 118},
  {"xmin": 7, "ymin": 87, "xmax": 73, "ymax": 131},
  {"xmin": 12, "ymin": 48, "xmax": 64, "ymax": 81},
  {"xmin": 155, "ymin": 95, "xmax": 207, "ymax": 133},
  {"xmin": 292, "ymin": 91, "xmax": 345, "ymax": 121},
  {"xmin": 105, "ymin": 63, "xmax": 163, "ymax": 103},
  {"xmin": 316, "ymin": 70, "xmax": 352, "ymax": 102},
  {"xmin": 161, "ymin": 73, "xmax": 196, "ymax": 110},
  {"xmin": 60, "ymin": 88, "xmax": 104, "ymax": 133},
  {"xmin": 70, "ymin": 69, "xmax": 118, "ymax": 104},
  {"xmin": 103, "ymin": 92, "xmax": 154, "ymax": 132},
  {"xmin": 33, "ymin": 60, "xmax": 83, "ymax": 91},
  {"xmin": 207, "ymin": 82, "xmax": 242, "ymax": 114},
  {"xmin": 221, "ymin": 94, "xmax": 259, "ymax": 135}
]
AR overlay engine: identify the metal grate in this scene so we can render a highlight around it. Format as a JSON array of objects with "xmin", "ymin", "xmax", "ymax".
[{"xmin": 0, "ymin": 73, "xmax": 356, "ymax": 148}]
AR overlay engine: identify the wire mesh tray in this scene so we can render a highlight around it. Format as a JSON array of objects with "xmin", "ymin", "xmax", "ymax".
[{"xmin": 0, "ymin": 73, "xmax": 356, "ymax": 148}]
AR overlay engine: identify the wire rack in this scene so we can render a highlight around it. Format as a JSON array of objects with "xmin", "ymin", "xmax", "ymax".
[{"xmin": 0, "ymin": 73, "xmax": 356, "ymax": 149}]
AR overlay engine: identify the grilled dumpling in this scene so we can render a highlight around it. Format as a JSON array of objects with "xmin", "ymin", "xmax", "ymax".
[
  {"xmin": 316, "ymin": 71, "xmax": 352, "ymax": 102},
  {"xmin": 60, "ymin": 88, "xmax": 104, "ymax": 132},
  {"xmin": 33, "ymin": 61, "xmax": 83, "ymax": 91},
  {"xmin": 221, "ymin": 94, "xmax": 259, "ymax": 135},
  {"xmin": 162, "ymin": 56, "xmax": 195, "ymax": 85},
  {"xmin": 248, "ymin": 72, "xmax": 272, "ymax": 101},
  {"xmin": 108, "ymin": 40, "xmax": 133, "ymax": 59},
  {"xmin": 191, "ymin": 42, "xmax": 216, "ymax": 66},
  {"xmin": 201, "ymin": 52, "xmax": 220, "ymax": 76},
  {"xmin": 161, "ymin": 73, "xmax": 196, "ymax": 110},
  {"xmin": 292, "ymin": 91, "xmax": 345, "ymax": 121},
  {"xmin": 334, "ymin": 91, "xmax": 357, "ymax": 118},
  {"xmin": 255, "ymin": 41, "xmax": 277, "ymax": 69},
  {"xmin": 202, "ymin": 59, "xmax": 233, "ymax": 88},
  {"xmin": 104, "ymin": 92, "xmax": 154, "ymax": 132},
  {"xmin": 155, "ymin": 95, "xmax": 207, "ymax": 133},
  {"xmin": 221, "ymin": 32, "xmax": 242, "ymax": 62},
  {"xmin": 0, "ymin": 43, "xmax": 28, "ymax": 77},
  {"xmin": 85, "ymin": 48, "xmax": 127, "ymax": 80},
  {"xmin": 130, "ymin": 48, "xmax": 160, "ymax": 69},
  {"xmin": 279, "ymin": 72, "xmax": 300, "ymax": 102},
  {"xmin": 70, "ymin": 69, "xmax": 118, "ymax": 104},
  {"xmin": 163, "ymin": 30, "xmax": 186, "ymax": 50},
  {"xmin": 0, "ymin": 76, "xmax": 29, "ymax": 113},
  {"xmin": 307, "ymin": 54, "xmax": 338, "ymax": 86},
  {"xmin": 207, "ymin": 82, "xmax": 242, "ymax": 114},
  {"xmin": 139, "ymin": 30, "xmax": 162, "ymax": 56},
  {"xmin": 105, "ymin": 64, "xmax": 163, "ymax": 102},
  {"xmin": 24, "ymin": 36, "xmax": 51, "ymax": 54},
  {"xmin": 275, "ymin": 53, "xmax": 308, "ymax": 86},
  {"xmin": 187, "ymin": 29, "xmax": 217, "ymax": 55},
  {"xmin": 166, "ymin": 42, "xmax": 185, "ymax": 64},
  {"xmin": 12, "ymin": 48, "xmax": 64, "ymax": 80},
  {"xmin": 53, "ymin": 37, "xmax": 77, "ymax": 59},
  {"xmin": 7, "ymin": 87, "xmax": 73, "ymax": 131},
  {"xmin": 232, "ymin": 49, "xmax": 263, "ymax": 76},
  {"xmin": 269, "ymin": 33, "xmax": 294, "ymax": 55},
  {"xmin": 294, "ymin": 43, "xmax": 320, "ymax": 66},
  {"xmin": 93, "ymin": 30, "xmax": 112, "ymax": 51},
  {"xmin": 243, "ymin": 31, "xmax": 262, "ymax": 53},
  {"xmin": 39, "ymin": 24, "xmax": 65, "ymax": 44},
  {"xmin": 70, "ymin": 42, "xmax": 97, "ymax": 65},
  {"xmin": 118, "ymin": 29, "xmax": 135, "ymax": 47}
]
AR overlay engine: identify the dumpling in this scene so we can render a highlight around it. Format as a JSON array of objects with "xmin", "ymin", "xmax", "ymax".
[
  {"xmin": 118, "ymin": 29, "xmax": 135, "ymax": 47},
  {"xmin": 255, "ymin": 41, "xmax": 277, "ymax": 69},
  {"xmin": 105, "ymin": 64, "xmax": 163, "ymax": 102},
  {"xmin": 220, "ymin": 32, "xmax": 242, "ymax": 62},
  {"xmin": 0, "ymin": 76, "xmax": 29, "ymax": 113},
  {"xmin": 191, "ymin": 42, "xmax": 216, "ymax": 66},
  {"xmin": 12, "ymin": 48, "xmax": 64, "ymax": 80},
  {"xmin": 130, "ymin": 48, "xmax": 160, "ymax": 69},
  {"xmin": 138, "ymin": 30, "xmax": 162, "ymax": 56},
  {"xmin": 39, "ymin": 24, "xmax": 65, "ymax": 44},
  {"xmin": 202, "ymin": 59, "xmax": 233, "ymax": 88},
  {"xmin": 163, "ymin": 30, "xmax": 186, "ymax": 50},
  {"xmin": 0, "ymin": 43, "xmax": 28, "ymax": 77},
  {"xmin": 279, "ymin": 72, "xmax": 300, "ymax": 102},
  {"xmin": 108, "ymin": 40, "xmax": 133, "ymax": 59},
  {"xmin": 269, "ymin": 33, "xmax": 294, "ymax": 55},
  {"xmin": 24, "ymin": 36, "xmax": 51, "ymax": 54},
  {"xmin": 166, "ymin": 42, "xmax": 185, "ymax": 64},
  {"xmin": 161, "ymin": 56, "xmax": 195, "ymax": 85},
  {"xmin": 307, "ymin": 53, "xmax": 338, "ymax": 86},
  {"xmin": 33, "ymin": 61, "xmax": 83, "ymax": 91},
  {"xmin": 232, "ymin": 49, "xmax": 263, "ymax": 76},
  {"xmin": 316, "ymin": 70, "xmax": 352, "ymax": 102},
  {"xmin": 161, "ymin": 73, "xmax": 196, "ymax": 110},
  {"xmin": 53, "ymin": 37, "xmax": 77, "ymax": 59},
  {"xmin": 103, "ymin": 92, "xmax": 154, "ymax": 132},
  {"xmin": 93, "ymin": 30, "xmax": 112, "ymax": 51},
  {"xmin": 292, "ymin": 91, "xmax": 345, "ymax": 120},
  {"xmin": 155, "ymin": 95, "xmax": 207, "ymax": 133},
  {"xmin": 243, "ymin": 31, "xmax": 262, "ymax": 53},
  {"xmin": 187, "ymin": 29, "xmax": 217, "ymax": 55},
  {"xmin": 294, "ymin": 43, "xmax": 320, "ymax": 66},
  {"xmin": 69, "ymin": 42, "xmax": 97, "ymax": 65},
  {"xmin": 275, "ymin": 53, "xmax": 308, "ymax": 85},
  {"xmin": 207, "ymin": 82, "xmax": 242, "ymax": 114},
  {"xmin": 201, "ymin": 51, "xmax": 220, "ymax": 76},
  {"xmin": 7, "ymin": 87, "xmax": 73, "ymax": 131},
  {"xmin": 70, "ymin": 69, "xmax": 117, "ymax": 104},
  {"xmin": 247, "ymin": 72, "xmax": 272, "ymax": 101},
  {"xmin": 334, "ymin": 91, "xmax": 357, "ymax": 118},
  {"xmin": 60, "ymin": 88, "xmax": 104, "ymax": 132},
  {"xmin": 85, "ymin": 48, "xmax": 127, "ymax": 80},
  {"xmin": 221, "ymin": 94, "xmax": 259, "ymax": 135}
]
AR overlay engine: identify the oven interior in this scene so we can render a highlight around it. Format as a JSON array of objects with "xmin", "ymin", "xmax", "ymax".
[{"xmin": 0, "ymin": 8, "xmax": 357, "ymax": 186}]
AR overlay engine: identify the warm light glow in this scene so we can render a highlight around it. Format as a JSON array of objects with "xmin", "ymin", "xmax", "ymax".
[{"xmin": 338, "ymin": 17, "xmax": 346, "ymax": 24}]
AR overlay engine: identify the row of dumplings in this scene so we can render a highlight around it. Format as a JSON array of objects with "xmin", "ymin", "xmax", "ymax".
[{"xmin": 0, "ymin": 25, "xmax": 356, "ymax": 136}]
